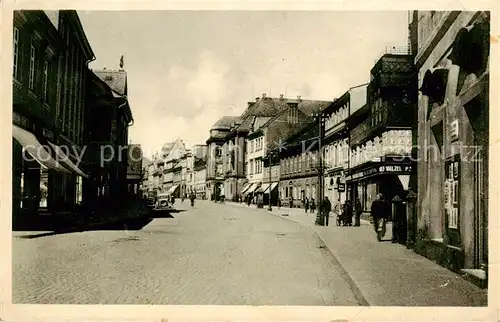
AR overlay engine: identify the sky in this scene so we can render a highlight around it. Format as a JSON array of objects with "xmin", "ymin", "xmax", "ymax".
[{"xmin": 78, "ymin": 11, "xmax": 409, "ymax": 158}]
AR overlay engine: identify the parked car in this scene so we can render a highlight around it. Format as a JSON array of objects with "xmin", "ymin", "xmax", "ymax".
[
  {"xmin": 154, "ymin": 193, "xmax": 172, "ymax": 211},
  {"xmin": 144, "ymin": 196, "xmax": 156, "ymax": 208}
]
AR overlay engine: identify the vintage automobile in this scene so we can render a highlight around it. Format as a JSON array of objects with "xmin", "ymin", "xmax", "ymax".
[{"xmin": 154, "ymin": 193, "xmax": 172, "ymax": 211}]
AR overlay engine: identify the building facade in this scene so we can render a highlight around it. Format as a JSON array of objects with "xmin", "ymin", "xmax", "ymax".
[
  {"xmin": 206, "ymin": 116, "xmax": 239, "ymax": 201},
  {"xmin": 413, "ymin": 10, "xmax": 489, "ymax": 286},
  {"xmin": 126, "ymin": 144, "xmax": 143, "ymax": 198},
  {"xmin": 83, "ymin": 68, "xmax": 133, "ymax": 211},
  {"xmin": 12, "ymin": 10, "xmax": 94, "ymax": 229},
  {"xmin": 162, "ymin": 139, "xmax": 188, "ymax": 198},
  {"xmin": 345, "ymin": 47, "xmax": 417, "ymax": 215},
  {"xmin": 322, "ymin": 84, "xmax": 368, "ymax": 210},
  {"xmin": 278, "ymin": 121, "xmax": 320, "ymax": 208}
]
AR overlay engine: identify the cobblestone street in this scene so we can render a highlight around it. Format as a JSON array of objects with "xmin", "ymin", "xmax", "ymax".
[{"xmin": 12, "ymin": 201, "xmax": 362, "ymax": 305}]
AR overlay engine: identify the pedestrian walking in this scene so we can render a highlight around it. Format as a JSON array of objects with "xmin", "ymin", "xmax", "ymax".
[
  {"xmin": 355, "ymin": 197, "xmax": 362, "ymax": 226},
  {"xmin": 310, "ymin": 198, "xmax": 316, "ymax": 213},
  {"xmin": 371, "ymin": 193, "xmax": 389, "ymax": 241},
  {"xmin": 304, "ymin": 198, "xmax": 310, "ymax": 213},
  {"xmin": 321, "ymin": 196, "xmax": 332, "ymax": 226},
  {"xmin": 277, "ymin": 197, "xmax": 281, "ymax": 209},
  {"xmin": 344, "ymin": 200, "xmax": 353, "ymax": 226},
  {"xmin": 290, "ymin": 197, "xmax": 294, "ymax": 209}
]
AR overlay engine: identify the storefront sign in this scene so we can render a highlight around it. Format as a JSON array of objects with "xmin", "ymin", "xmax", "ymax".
[
  {"xmin": 379, "ymin": 165, "xmax": 412, "ymax": 173},
  {"xmin": 346, "ymin": 164, "xmax": 412, "ymax": 181}
]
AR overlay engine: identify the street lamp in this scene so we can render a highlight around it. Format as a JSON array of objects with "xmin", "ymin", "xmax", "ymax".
[
  {"xmin": 267, "ymin": 150, "xmax": 275, "ymax": 211},
  {"xmin": 311, "ymin": 111, "xmax": 326, "ymax": 225}
]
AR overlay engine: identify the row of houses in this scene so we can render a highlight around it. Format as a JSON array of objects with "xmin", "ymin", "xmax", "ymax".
[
  {"xmin": 12, "ymin": 10, "xmax": 142, "ymax": 230},
  {"xmin": 140, "ymin": 10, "xmax": 489, "ymax": 287},
  {"xmin": 200, "ymin": 10, "xmax": 489, "ymax": 287},
  {"xmin": 142, "ymin": 141, "xmax": 208, "ymax": 200}
]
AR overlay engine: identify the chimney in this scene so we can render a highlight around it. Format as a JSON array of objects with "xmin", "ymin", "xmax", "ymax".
[
  {"xmin": 103, "ymin": 66, "xmax": 107, "ymax": 70},
  {"xmin": 262, "ymin": 93, "xmax": 267, "ymax": 98},
  {"xmin": 255, "ymin": 97, "xmax": 260, "ymax": 101},
  {"xmin": 279, "ymin": 94, "xmax": 284, "ymax": 100},
  {"xmin": 297, "ymin": 95, "xmax": 302, "ymax": 101}
]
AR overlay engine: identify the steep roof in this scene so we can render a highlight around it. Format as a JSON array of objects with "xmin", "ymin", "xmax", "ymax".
[
  {"xmin": 210, "ymin": 116, "xmax": 240, "ymax": 131},
  {"xmin": 285, "ymin": 121, "xmax": 319, "ymax": 147},
  {"xmin": 161, "ymin": 142, "xmax": 175, "ymax": 156},
  {"xmin": 93, "ymin": 69, "xmax": 128, "ymax": 96}
]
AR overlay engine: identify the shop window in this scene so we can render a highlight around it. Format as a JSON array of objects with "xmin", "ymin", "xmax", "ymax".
[
  {"xmin": 444, "ymin": 158, "xmax": 461, "ymax": 246},
  {"xmin": 39, "ymin": 168, "xmax": 49, "ymax": 208},
  {"xmin": 76, "ymin": 176, "xmax": 83, "ymax": 204}
]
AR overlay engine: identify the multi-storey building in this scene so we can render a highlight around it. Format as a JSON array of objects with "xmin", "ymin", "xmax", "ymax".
[
  {"xmin": 345, "ymin": 46, "xmax": 417, "ymax": 215},
  {"xmin": 186, "ymin": 145, "xmax": 208, "ymax": 198},
  {"xmin": 278, "ymin": 121, "xmax": 320, "ymax": 207},
  {"xmin": 322, "ymin": 84, "xmax": 368, "ymax": 209},
  {"xmin": 83, "ymin": 67, "xmax": 133, "ymax": 211},
  {"xmin": 193, "ymin": 158, "xmax": 207, "ymax": 199},
  {"xmin": 126, "ymin": 144, "xmax": 143, "ymax": 197},
  {"xmin": 413, "ymin": 11, "xmax": 489, "ymax": 287},
  {"xmin": 12, "ymin": 10, "xmax": 94, "ymax": 229},
  {"xmin": 250, "ymin": 95, "xmax": 331, "ymax": 206},
  {"xmin": 206, "ymin": 116, "xmax": 239, "ymax": 201}
]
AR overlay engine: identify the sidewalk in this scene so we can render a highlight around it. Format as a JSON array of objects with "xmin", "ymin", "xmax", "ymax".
[{"xmin": 225, "ymin": 201, "xmax": 488, "ymax": 306}]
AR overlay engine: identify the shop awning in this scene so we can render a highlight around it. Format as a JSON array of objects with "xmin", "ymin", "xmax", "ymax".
[
  {"xmin": 48, "ymin": 142, "xmax": 88, "ymax": 178},
  {"xmin": 264, "ymin": 182, "xmax": 279, "ymax": 194},
  {"xmin": 168, "ymin": 185, "xmax": 179, "ymax": 194},
  {"xmin": 260, "ymin": 183, "xmax": 270, "ymax": 193},
  {"xmin": 241, "ymin": 183, "xmax": 251, "ymax": 194},
  {"xmin": 245, "ymin": 183, "xmax": 259, "ymax": 194},
  {"xmin": 13, "ymin": 125, "xmax": 70, "ymax": 173}
]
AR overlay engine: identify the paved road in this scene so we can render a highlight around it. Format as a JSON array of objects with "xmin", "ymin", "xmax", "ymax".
[{"xmin": 12, "ymin": 201, "xmax": 361, "ymax": 305}]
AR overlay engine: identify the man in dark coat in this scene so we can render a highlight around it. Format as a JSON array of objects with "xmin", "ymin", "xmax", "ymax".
[
  {"xmin": 354, "ymin": 198, "xmax": 362, "ymax": 226},
  {"xmin": 321, "ymin": 197, "xmax": 332, "ymax": 226},
  {"xmin": 371, "ymin": 193, "xmax": 388, "ymax": 240}
]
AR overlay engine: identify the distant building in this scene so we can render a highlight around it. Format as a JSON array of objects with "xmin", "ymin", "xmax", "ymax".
[
  {"xmin": 126, "ymin": 144, "xmax": 143, "ymax": 197},
  {"xmin": 162, "ymin": 139, "xmax": 188, "ymax": 198},
  {"xmin": 206, "ymin": 116, "xmax": 239, "ymax": 201},
  {"xmin": 278, "ymin": 121, "xmax": 320, "ymax": 207}
]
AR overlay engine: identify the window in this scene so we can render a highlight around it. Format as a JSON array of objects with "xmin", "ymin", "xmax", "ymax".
[
  {"xmin": 29, "ymin": 42, "xmax": 36, "ymax": 90},
  {"xmin": 13, "ymin": 27, "xmax": 19, "ymax": 79},
  {"xmin": 43, "ymin": 60, "xmax": 49, "ymax": 101}
]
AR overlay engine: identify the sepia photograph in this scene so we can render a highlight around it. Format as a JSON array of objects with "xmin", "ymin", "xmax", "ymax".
[{"xmin": 3, "ymin": 3, "xmax": 496, "ymax": 321}]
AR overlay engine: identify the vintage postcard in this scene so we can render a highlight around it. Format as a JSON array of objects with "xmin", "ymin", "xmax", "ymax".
[{"xmin": 1, "ymin": 1, "xmax": 498, "ymax": 321}]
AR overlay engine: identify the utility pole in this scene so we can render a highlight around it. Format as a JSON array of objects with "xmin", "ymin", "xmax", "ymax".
[
  {"xmin": 311, "ymin": 111, "xmax": 325, "ymax": 225},
  {"xmin": 268, "ymin": 151, "xmax": 273, "ymax": 211}
]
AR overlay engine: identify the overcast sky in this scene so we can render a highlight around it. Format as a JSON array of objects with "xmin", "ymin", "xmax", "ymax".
[{"xmin": 78, "ymin": 11, "xmax": 409, "ymax": 158}]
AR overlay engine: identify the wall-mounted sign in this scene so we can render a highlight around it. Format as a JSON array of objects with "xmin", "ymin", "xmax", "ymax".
[
  {"xmin": 346, "ymin": 164, "xmax": 412, "ymax": 181},
  {"xmin": 449, "ymin": 119, "xmax": 459, "ymax": 141},
  {"xmin": 337, "ymin": 183, "xmax": 345, "ymax": 192},
  {"xmin": 379, "ymin": 165, "xmax": 412, "ymax": 173}
]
